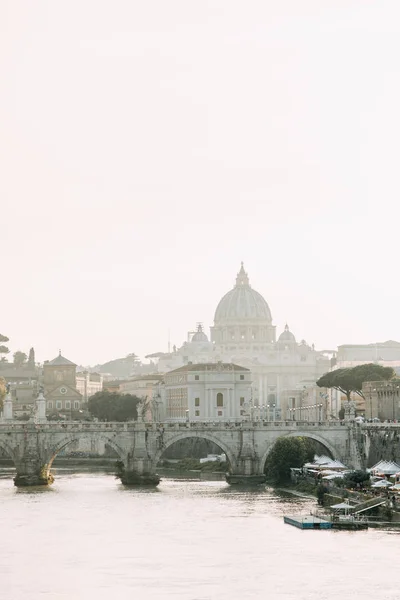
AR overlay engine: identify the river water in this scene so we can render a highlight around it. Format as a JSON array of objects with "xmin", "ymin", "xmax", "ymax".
[{"xmin": 1, "ymin": 466, "xmax": 399, "ymax": 600}]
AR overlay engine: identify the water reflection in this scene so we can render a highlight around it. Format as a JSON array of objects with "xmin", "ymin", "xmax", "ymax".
[{"xmin": 0, "ymin": 470, "xmax": 399, "ymax": 600}]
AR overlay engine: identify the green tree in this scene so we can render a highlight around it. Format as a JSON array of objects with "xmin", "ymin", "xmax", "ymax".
[
  {"xmin": 343, "ymin": 470, "xmax": 370, "ymax": 489},
  {"xmin": 264, "ymin": 436, "xmax": 316, "ymax": 483},
  {"xmin": 13, "ymin": 351, "xmax": 27, "ymax": 368},
  {"xmin": 28, "ymin": 347, "xmax": 35, "ymax": 367},
  {"xmin": 317, "ymin": 364, "xmax": 395, "ymax": 402},
  {"xmin": 0, "ymin": 334, "xmax": 10, "ymax": 360},
  {"xmin": 88, "ymin": 391, "xmax": 140, "ymax": 421}
]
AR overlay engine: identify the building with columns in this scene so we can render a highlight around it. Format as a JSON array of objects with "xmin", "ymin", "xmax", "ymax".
[
  {"xmin": 162, "ymin": 362, "xmax": 251, "ymax": 421},
  {"xmin": 149, "ymin": 264, "xmax": 330, "ymax": 418}
]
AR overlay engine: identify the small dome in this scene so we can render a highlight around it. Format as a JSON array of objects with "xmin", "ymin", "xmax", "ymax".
[
  {"xmin": 191, "ymin": 324, "xmax": 209, "ymax": 343},
  {"xmin": 278, "ymin": 324, "xmax": 296, "ymax": 343},
  {"xmin": 214, "ymin": 263, "xmax": 272, "ymax": 323}
]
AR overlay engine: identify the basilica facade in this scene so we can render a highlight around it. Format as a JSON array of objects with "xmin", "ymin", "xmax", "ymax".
[{"xmin": 149, "ymin": 264, "xmax": 330, "ymax": 418}]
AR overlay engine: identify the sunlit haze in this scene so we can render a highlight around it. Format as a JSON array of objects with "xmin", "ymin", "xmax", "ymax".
[{"xmin": 2, "ymin": 0, "xmax": 400, "ymax": 365}]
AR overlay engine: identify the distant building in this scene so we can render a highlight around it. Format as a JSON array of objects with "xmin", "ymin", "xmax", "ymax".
[
  {"xmin": 103, "ymin": 380, "xmax": 125, "ymax": 393},
  {"xmin": 76, "ymin": 371, "xmax": 103, "ymax": 402},
  {"xmin": 332, "ymin": 341, "xmax": 400, "ymax": 416},
  {"xmin": 336, "ymin": 341, "xmax": 400, "ymax": 367},
  {"xmin": 362, "ymin": 380, "xmax": 400, "ymax": 421},
  {"xmin": 281, "ymin": 382, "xmax": 332, "ymax": 422},
  {"xmin": 44, "ymin": 352, "xmax": 83, "ymax": 415},
  {"xmin": 161, "ymin": 362, "xmax": 251, "ymax": 422},
  {"xmin": 147, "ymin": 264, "xmax": 330, "ymax": 417},
  {"xmin": 119, "ymin": 374, "xmax": 164, "ymax": 399},
  {"xmin": 1, "ymin": 365, "xmax": 39, "ymax": 419}
]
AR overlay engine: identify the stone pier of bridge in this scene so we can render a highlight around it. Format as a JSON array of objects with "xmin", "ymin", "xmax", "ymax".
[{"xmin": 0, "ymin": 420, "xmax": 360, "ymax": 487}]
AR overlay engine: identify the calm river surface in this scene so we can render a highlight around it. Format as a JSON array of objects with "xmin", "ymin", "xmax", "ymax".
[{"xmin": 1, "ymin": 466, "xmax": 399, "ymax": 600}]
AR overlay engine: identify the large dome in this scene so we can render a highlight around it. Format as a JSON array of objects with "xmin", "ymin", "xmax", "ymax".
[{"xmin": 214, "ymin": 264, "xmax": 272, "ymax": 323}]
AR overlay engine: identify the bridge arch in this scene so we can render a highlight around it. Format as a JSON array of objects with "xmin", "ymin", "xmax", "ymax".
[
  {"xmin": 46, "ymin": 433, "xmax": 126, "ymax": 468},
  {"xmin": 0, "ymin": 438, "xmax": 18, "ymax": 463},
  {"xmin": 259, "ymin": 431, "xmax": 338, "ymax": 474},
  {"xmin": 154, "ymin": 431, "xmax": 237, "ymax": 469}
]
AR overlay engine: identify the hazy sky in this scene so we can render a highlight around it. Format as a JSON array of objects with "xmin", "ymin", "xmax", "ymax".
[{"xmin": 1, "ymin": 0, "xmax": 400, "ymax": 366}]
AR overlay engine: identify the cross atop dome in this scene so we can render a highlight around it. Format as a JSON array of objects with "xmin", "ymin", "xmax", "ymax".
[{"xmin": 235, "ymin": 262, "xmax": 250, "ymax": 287}]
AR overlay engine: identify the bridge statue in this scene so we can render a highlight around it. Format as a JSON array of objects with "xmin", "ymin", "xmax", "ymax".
[
  {"xmin": 3, "ymin": 386, "xmax": 13, "ymax": 421},
  {"xmin": 0, "ymin": 419, "xmax": 363, "ymax": 488}
]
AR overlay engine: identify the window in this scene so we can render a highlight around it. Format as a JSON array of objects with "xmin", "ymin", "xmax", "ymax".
[
  {"xmin": 195, "ymin": 410, "xmax": 200, "ymax": 417},
  {"xmin": 47, "ymin": 401, "xmax": 53, "ymax": 409},
  {"xmin": 217, "ymin": 393, "xmax": 223, "ymax": 407},
  {"xmin": 240, "ymin": 375, "xmax": 244, "ymax": 380},
  {"xmin": 56, "ymin": 401, "xmax": 62, "ymax": 409},
  {"xmin": 240, "ymin": 397, "xmax": 245, "ymax": 406},
  {"xmin": 74, "ymin": 401, "xmax": 80, "ymax": 409},
  {"xmin": 195, "ymin": 397, "xmax": 200, "ymax": 407},
  {"xmin": 218, "ymin": 410, "xmax": 223, "ymax": 416},
  {"xmin": 65, "ymin": 401, "xmax": 71, "ymax": 409},
  {"xmin": 195, "ymin": 375, "xmax": 199, "ymax": 381}
]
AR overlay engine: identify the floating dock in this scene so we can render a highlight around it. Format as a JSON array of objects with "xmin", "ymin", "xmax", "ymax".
[{"xmin": 284, "ymin": 515, "xmax": 332, "ymax": 530}]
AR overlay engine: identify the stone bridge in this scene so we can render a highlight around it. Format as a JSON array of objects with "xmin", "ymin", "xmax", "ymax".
[{"xmin": 0, "ymin": 420, "xmax": 361, "ymax": 486}]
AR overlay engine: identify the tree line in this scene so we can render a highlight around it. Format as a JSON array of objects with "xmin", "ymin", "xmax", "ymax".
[
  {"xmin": 316, "ymin": 363, "xmax": 397, "ymax": 402},
  {"xmin": 88, "ymin": 391, "xmax": 141, "ymax": 422},
  {"xmin": 0, "ymin": 332, "xmax": 35, "ymax": 368}
]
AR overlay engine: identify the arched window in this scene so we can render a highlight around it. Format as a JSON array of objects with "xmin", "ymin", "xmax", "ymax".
[
  {"xmin": 217, "ymin": 393, "xmax": 223, "ymax": 407},
  {"xmin": 74, "ymin": 401, "xmax": 80, "ymax": 409}
]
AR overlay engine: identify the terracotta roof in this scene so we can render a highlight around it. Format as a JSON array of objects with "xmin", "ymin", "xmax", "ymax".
[
  {"xmin": 47, "ymin": 353, "xmax": 76, "ymax": 367},
  {"xmin": 167, "ymin": 363, "xmax": 249, "ymax": 373},
  {"xmin": 131, "ymin": 374, "xmax": 164, "ymax": 381}
]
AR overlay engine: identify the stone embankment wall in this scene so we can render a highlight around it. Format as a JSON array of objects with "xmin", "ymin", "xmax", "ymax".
[{"xmin": 362, "ymin": 428, "xmax": 400, "ymax": 466}]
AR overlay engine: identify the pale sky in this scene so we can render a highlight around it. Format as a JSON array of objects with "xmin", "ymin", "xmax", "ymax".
[{"xmin": 1, "ymin": 0, "xmax": 400, "ymax": 366}]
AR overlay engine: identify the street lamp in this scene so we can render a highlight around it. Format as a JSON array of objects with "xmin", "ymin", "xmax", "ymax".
[
  {"xmin": 368, "ymin": 385, "xmax": 373, "ymax": 421},
  {"xmin": 266, "ymin": 404, "xmax": 270, "ymax": 422}
]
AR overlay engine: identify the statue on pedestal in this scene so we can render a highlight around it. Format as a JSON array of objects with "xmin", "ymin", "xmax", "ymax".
[
  {"xmin": 137, "ymin": 399, "xmax": 145, "ymax": 423},
  {"xmin": 3, "ymin": 383, "xmax": 13, "ymax": 421}
]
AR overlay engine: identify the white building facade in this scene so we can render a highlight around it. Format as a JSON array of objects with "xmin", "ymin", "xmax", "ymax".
[
  {"xmin": 149, "ymin": 264, "xmax": 330, "ymax": 418},
  {"xmin": 162, "ymin": 363, "xmax": 251, "ymax": 422}
]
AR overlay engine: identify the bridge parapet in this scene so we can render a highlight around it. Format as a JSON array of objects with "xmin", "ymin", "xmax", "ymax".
[
  {"xmin": 0, "ymin": 420, "xmax": 349, "ymax": 433},
  {"xmin": 0, "ymin": 419, "xmax": 356, "ymax": 487},
  {"xmin": 361, "ymin": 423, "xmax": 400, "ymax": 430}
]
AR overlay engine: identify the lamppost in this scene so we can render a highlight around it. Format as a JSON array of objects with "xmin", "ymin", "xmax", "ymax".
[
  {"xmin": 266, "ymin": 404, "xmax": 270, "ymax": 422},
  {"xmin": 368, "ymin": 385, "xmax": 374, "ymax": 420},
  {"xmin": 272, "ymin": 403, "xmax": 276, "ymax": 422}
]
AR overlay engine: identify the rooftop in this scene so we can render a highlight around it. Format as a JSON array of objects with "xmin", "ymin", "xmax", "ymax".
[
  {"xmin": 46, "ymin": 352, "xmax": 76, "ymax": 367},
  {"xmin": 167, "ymin": 362, "xmax": 249, "ymax": 374}
]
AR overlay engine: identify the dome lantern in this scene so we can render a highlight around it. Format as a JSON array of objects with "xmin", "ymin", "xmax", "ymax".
[{"xmin": 235, "ymin": 262, "xmax": 250, "ymax": 287}]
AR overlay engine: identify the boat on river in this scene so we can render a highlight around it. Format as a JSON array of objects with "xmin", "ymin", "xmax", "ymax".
[
  {"xmin": 284, "ymin": 512, "xmax": 368, "ymax": 530},
  {"xmin": 284, "ymin": 515, "xmax": 332, "ymax": 529}
]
